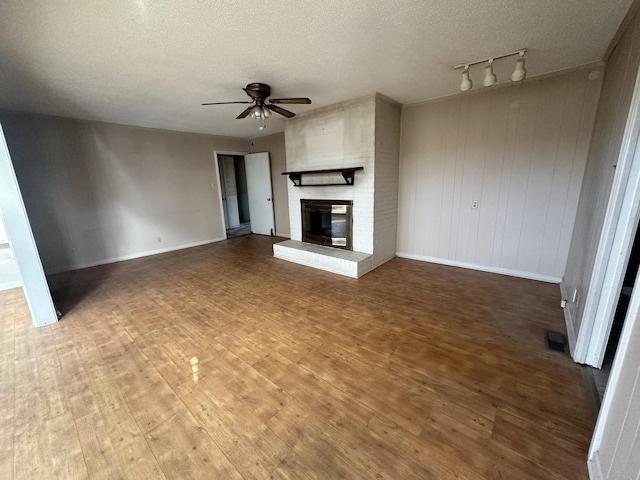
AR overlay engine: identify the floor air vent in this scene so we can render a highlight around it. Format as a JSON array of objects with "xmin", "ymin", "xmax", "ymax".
[{"xmin": 545, "ymin": 330, "xmax": 567, "ymax": 353}]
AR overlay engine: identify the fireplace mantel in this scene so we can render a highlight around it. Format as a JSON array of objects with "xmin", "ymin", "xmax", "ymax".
[{"xmin": 281, "ymin": 166, "xmax": 364, "ymax": 187}]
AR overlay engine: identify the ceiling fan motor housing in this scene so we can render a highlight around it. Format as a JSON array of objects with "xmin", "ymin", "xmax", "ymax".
[{"xmin": 245, "ymin": 83, "xmax": 271, "ymax": 101}]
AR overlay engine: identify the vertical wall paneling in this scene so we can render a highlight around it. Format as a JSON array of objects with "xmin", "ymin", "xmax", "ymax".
[
  {"xmin": 397, "ymin": 67, "xmax": 603, "ymax": 281},
  {"xmin": 563, "ymin": 9, "xmax": 640, "ymax": 353}
]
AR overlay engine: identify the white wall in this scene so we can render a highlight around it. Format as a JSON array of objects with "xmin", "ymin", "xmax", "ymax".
[
  {"xmin": 563, "ymin": 8, "xmax": 640, "ymax": 349},
  {"xmin": 397, "ymin": 67, "xmax": 603, "ymax": 282},
  {"xmin": 284, "ymin": 95, "xmax": 377, "ymax": 254},
  {"xmin": 0, "ymin": 112, "xmax": 250, "ymax": 273}
]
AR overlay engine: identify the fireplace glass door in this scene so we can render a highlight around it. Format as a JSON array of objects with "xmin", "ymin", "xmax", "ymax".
[{"xmin": 301, "ymin": 200, "xmax": 353, "ymax": 250}]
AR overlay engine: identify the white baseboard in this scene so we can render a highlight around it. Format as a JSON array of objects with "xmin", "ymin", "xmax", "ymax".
[
  {"xmin": 395, "ymin": 252, "xmax": 562, "ymax": 283},
  {"xmin": 0, "ymin": 280, "xmax": 21, "ymax": 292},
  {"xmin": 45, "ymin": 237, "xmax": 227, "ymax": 275},
  {"xmin": 560, "ymin": 280, "xmax": 578, "ymax": 357},
  {"xmin": 275, "ymin": 232, "xmax": 290, "ymax": 239}
]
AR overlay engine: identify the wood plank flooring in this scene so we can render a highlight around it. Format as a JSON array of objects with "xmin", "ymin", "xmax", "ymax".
[{"xmin": 0, "ymin": 235, "xmax": 594, "ymax": 479}]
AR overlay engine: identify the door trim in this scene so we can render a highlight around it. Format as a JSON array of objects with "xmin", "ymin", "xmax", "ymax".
[{"xmin": 574, "ymin": 66, "xmax": 640, "ymax": 366}]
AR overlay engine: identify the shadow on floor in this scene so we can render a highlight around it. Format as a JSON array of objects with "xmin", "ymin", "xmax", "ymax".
[{"xmin": 226, "ymin": 222, "xmax": 251, "ymax": 239}]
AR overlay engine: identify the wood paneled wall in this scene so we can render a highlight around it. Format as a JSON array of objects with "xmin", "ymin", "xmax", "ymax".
[
  {"xmin": 563, "ymin": 8, "xmax": 640, "ymax": 347},
  {"xmin": 578, "ymin": 6, "xmax": 640, "ymax": 479},
  {"xmin": 397, "ymin": 67, "xmax": 603, "ymax": 281}
]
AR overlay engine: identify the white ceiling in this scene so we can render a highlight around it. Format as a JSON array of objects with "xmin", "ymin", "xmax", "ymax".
[{"xmin": 0, "ymin": 0, "xmax": 633, "ymax": 139}]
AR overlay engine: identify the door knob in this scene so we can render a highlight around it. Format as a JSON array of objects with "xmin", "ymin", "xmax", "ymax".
[{"xmin": 267, "ymin": 198, "xmax": 271, "ymax": 201}]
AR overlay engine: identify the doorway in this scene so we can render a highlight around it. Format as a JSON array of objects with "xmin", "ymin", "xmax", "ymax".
[
  {"xmin": 215, "ymin": 151, "xmax": 275, "ymax": 238},
  {"xmin": 218, "ymin": 155, "xmax": 251, "ymax": 239},
  {"xmin": 584, "ymin": 220, "xmax": 640, "ymax": 413}
]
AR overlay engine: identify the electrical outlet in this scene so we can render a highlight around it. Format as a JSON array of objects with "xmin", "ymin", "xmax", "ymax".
[
  {"xmin": 560, "ymin": 299, "xmax": 567, "ymax": 309},
  {"xmin": 471, "ymin": 200, "xmax": 479, "ymax": 209}
]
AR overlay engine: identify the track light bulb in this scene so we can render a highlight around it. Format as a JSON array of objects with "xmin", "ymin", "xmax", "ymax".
[
  {"xmin": 511, "ymin": 56, "xmax": 526, "ymax": 82},
  {"xmin": 460, "ymin": 68, "xmax": 472, "ymax": 92},
  {"xmin": 483, "ymin": 61, "xmax": 497, "ymax": 87}
]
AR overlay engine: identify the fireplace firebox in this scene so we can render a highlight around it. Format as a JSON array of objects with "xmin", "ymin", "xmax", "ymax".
[{"xmin": 301, "ymin": 199, "xmax": 353, "ymax": 250}]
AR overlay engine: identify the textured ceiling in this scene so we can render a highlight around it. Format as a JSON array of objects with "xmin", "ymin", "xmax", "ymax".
[{"xmin": 0, "ymin": 0, "xmax": 633, "ymax": 139}]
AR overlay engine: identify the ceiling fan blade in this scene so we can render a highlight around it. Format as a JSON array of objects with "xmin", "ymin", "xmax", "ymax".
[
  {"xmin": 269, "ymin": 98, "xmax": 312, "ymax": 104},
  {"xmin": 243, "ymin": 87, "xmax": 261, "ymax": 100},
  {"xmin": 266, "ymin": 104, "xmax": 296, "ymax": 118},
  {"xmin": 236, "ymin": 106, "xmax": 253, "ymax": 119},
  {"xmin": 201, "ymin": 101, "xmax": 252, "ymax": 106}
]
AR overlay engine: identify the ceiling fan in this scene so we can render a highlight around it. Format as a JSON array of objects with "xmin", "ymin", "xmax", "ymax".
[{"xmin": 202, "ymin": 83, "xmax": 311, "ymax": 130}]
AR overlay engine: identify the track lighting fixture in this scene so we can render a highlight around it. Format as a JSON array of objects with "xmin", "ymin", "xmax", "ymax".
[
  {"xmin": 454, "ymin": 49, "xmax": 527, "ymax": 92},
  {"xmin": 460, "ymin": 66, "xmax": 472, "ymax": 91},
  {"xmin": 483, "ymin": 60, "xmax": 497, "ymax": 87},
  {"xmin": 511, "ymin": 51, "xmax": 527, "ymax": 82}
]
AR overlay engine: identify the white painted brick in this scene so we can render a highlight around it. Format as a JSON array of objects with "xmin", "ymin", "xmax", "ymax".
[{"xmin": 281, "ymin": 94, "xmax": 400, "ymax": 276}]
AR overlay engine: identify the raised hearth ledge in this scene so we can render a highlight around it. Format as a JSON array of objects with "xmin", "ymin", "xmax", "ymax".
[{"xmin": 273, "ymin": 240, "xmax": 373, "ymax": 278}]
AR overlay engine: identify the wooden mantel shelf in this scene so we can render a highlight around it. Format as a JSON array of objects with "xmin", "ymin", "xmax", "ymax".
[{"xmin": 282, "ymin": 166, "xmax": 364, "ymax": 187}]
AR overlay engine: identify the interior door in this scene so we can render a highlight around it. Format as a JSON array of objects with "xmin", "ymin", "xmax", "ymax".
[{"xmin": 244, "ymin": 152, "xmax": 275, "ymax": 236}]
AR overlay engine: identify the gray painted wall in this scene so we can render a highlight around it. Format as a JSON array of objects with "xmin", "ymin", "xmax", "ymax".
[
  {"xmin": 562, "ymin": 9, "xmax": 640, "ymax": 348},
  {"xmin": 251, "ymin": 133, "xmax": 289, "ymax": 237},
  {"xmin": 0, "ymin": 113, "xmax": 251, "ymax": 273}
]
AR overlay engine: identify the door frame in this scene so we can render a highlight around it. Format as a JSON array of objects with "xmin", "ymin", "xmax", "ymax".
[
  {"xmin": 574, "ymin": 67, "xmax": 640, "ymax": 367},
  {"xmin": 0, "ymin": 122, "xmax": 58, "ymax": 326}
]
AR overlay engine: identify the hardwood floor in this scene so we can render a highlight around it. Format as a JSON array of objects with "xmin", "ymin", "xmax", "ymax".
[{"xmin": 0, "ymin": 235, "xmax": 593, "ymax": 479}]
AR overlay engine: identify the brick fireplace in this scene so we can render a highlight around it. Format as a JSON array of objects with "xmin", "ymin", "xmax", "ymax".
[{"xmin": 273, "ymin": 94, "xmax": 401, "ymax": 278}]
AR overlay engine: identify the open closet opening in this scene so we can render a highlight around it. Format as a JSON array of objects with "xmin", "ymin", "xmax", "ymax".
[{"xmin": 218, "ymin": 155, "xmax": 251, "ymax": 239}]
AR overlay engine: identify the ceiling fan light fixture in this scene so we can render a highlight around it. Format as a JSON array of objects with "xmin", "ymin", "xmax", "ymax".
[
  {"xmin": 201, "ymin": 83, "xmax": 311, "ymax": 130},
  {"xmin": 250, "ymin": 105, "xmax": 262, "ymax": 119}
]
